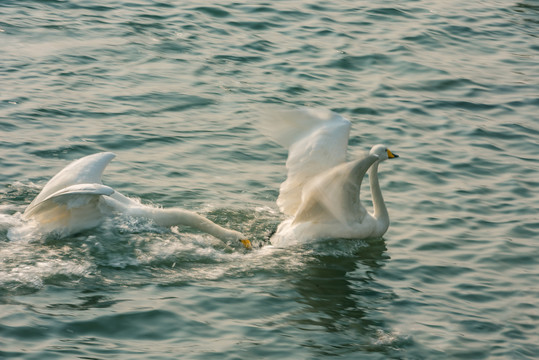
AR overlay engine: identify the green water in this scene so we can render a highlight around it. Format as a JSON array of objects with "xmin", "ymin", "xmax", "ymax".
[{"xmin": 1, "ymin": 0, "xmax": 538, "ymax": 359}]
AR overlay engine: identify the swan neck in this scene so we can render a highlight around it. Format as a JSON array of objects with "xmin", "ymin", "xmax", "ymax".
[
  {"xmin": 123, "ymin": 205, "xmax": 241, "ymax": 242},
  {"xmin": 162, "ymin": 209, "xmax": 239, "ymax": 241},
  {"xmin": 369, "ymin": 162, "xmax": 389, "ymax": 226}
]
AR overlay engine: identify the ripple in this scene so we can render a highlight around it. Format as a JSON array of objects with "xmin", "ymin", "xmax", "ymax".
[
  {"xmin": 193, "ymin": 6, "xmax": 230, "ymax": 18},
  {"xmin": 326, "ymin": 53, "xmax": 392, "ymax": 71},
  {"xmin": 63, "ymin": 309, "xmax": 186, "ymax": 340}
]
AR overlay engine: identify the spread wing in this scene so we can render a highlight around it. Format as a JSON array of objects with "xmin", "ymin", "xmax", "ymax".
[
  {"xmin": 23, "ymin": 152, "xmax": 117, "ymax": 236},
  {"xmin": 259, "ymin": 108, "xmax": 351, "ymax": 216},
  {"xmin": 24, "ymin": 183, "xmax": 115, "ymax": 217},
  {"xmin": 24, "ymin": 152, "xmax": 116, "ymax": 216},
  {"xmin": 23, "ymin": 183, "xmax": 115, "ymax": 236},
  {"xmin": 293, "ymin": 155, "xmax": 376, "ymax": 226}
]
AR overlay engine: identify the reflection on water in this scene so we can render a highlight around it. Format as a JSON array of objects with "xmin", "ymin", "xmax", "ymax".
[{"xmin": 286, "ymin": 239, "xmax": 406, "ymax": 354}]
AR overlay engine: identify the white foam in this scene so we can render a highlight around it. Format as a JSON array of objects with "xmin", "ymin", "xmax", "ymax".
[{"xmin": 0, "ymin": 242, "xmax": 94, "ymax": 291}]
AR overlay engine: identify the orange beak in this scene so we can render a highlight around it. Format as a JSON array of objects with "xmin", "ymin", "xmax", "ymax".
[{"xmin": 240, "ymin": 239, "xmax": 252, "ymax": 250}]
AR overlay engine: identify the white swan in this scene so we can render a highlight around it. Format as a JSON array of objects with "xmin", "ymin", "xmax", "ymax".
[
  {"xmin": 23, "ymin": 152, "xmax": 251, "ymax": 248},
  {"xmin": 259, "ymin": 107, "xmax": 398, "ymax": 246}
]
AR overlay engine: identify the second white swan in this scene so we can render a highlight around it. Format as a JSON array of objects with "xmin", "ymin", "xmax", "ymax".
[
  {"xmin": 259, "ymin": 107, "xmax": 398, "ymax": 246},
  {"xmin": 23, "ymin": 152, "xmax": 251, "ymax": 248}
]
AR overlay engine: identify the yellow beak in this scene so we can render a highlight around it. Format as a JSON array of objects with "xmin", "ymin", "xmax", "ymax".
[
  {"xmin": 387, "ymin": 149, "xmax": 399, "ymax": 159},
  {"xmin": 240, "ymin": 239, "xmax": 252, "ymax": 250}
]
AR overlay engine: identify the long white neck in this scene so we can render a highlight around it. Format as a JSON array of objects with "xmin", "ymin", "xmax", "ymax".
[
  {"xmin": 103, "ymin": 195, "xmax": 244, "ymax": 243},
  {"xmin": 152, "ymin": 208, "xmax": 244, "ymax": 242},
  {"xmin": 368, "ymin": 162, "xmax": 389, "ymax": 236}
]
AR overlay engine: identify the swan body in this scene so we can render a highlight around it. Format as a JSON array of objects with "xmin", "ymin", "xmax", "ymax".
[
  {"xmin": 23, "ymin": 152, "xmax": 250, "ymax": 247},
  {"xmin": 260, "ymin": 108, "xmax": 398, "ymax": 246}
]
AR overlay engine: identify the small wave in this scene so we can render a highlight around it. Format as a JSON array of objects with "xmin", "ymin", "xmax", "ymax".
[{"xmin": 373, "ymin": 329, "xmax": 411, "ymax": 347}]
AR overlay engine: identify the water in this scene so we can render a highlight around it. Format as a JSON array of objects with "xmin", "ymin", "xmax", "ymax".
[{"xmin": 1, "ymin": 0, "xmax": 538, "ymax": 358}]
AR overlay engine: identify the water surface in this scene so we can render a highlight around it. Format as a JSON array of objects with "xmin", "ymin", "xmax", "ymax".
[{"xmin": 1, "ymin": 0, "xmax": 538, "ymax": 359}]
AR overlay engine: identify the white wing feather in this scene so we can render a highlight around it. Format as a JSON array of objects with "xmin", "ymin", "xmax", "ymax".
[
  {"xmin": 23, "ymin": 153, "xmax": 117, "ymax": 236},
  {"xmin": 24, "ymin": 152, "xmax": 116, "ymax": 216},
  {"xmin": 24, "ymin": 183, "xmax": 115, "ymax": 217},
  {"xmin": 259, "ymin": 108, "xmax": 351, "ymax": 216},
  {"xmin": 23, "ymin": 183, "xmax": 115, "ymax": 236}
]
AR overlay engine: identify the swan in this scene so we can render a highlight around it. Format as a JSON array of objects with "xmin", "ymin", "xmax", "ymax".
[
  {"xmin": 259, "ymin": 107, "xmax": 398, "ymax": 246},
  {"xmin": 22, "ymin": 152, "xmax": 251, "ymax": 248}
]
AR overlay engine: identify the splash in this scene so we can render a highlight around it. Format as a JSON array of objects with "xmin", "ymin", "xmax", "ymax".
[
  {"xmin": 0, "ymin": 203, "xmax": 361, "ymax": 292},
  {"xmin": 0, "ymin": 206, "xmax": 44, "ymax": 243},
  {"xmin": 371, "ymin": 329, "xmax": 412, "ymax": 351},
  {"xmin": 0, "ymin": 240, "xmax": 95, "ymax": 293}
]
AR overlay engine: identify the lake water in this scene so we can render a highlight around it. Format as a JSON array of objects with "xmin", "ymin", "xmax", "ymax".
[{"xmin": 1, "ymin": 0, "xmax": 538, "ymax": 359}]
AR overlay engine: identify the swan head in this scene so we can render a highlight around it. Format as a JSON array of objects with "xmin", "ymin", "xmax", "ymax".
[
  {"xmin": 224, "ymin": 229, "xmax": 252, "ymax": 249},
  {"xmin": 370, "ymin": 144, "xmax": 399, "ymax": 162}
]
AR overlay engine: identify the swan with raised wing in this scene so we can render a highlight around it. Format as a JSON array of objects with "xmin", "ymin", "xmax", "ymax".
[
  {"xmin": 259, "ymin": 107, "xmax": 398, "ymax": 246},
  {"xmin": 22, "ymin": 152, "xmax": 251, "ymax": 248}
]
